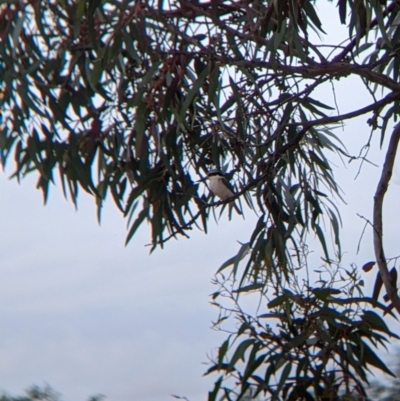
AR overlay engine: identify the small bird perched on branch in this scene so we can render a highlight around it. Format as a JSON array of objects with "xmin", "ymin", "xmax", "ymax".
[{"xmin": 207, "ymin": 169, "xmax": 242, "ymax": 215}]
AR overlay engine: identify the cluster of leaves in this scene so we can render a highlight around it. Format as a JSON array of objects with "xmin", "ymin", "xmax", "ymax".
[
  {"xmin": 208, "ymin": 247, "xmax": 398, "ymax": 401},
  {"xmin": 3, "ymin": 0, "xmax": 400, "ymax": 399},
  {"xmin": 0, "ymin": 0, "xmax": 346, "ymax": 252},
  {"xmin": 0, "ymin": 385, "xmax": 60, "ymax": 401}
]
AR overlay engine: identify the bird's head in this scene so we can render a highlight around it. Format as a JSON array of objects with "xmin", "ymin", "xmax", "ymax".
[{"xmin": 207, "ymin": 169, "xmax": 225, "ymax": 181}]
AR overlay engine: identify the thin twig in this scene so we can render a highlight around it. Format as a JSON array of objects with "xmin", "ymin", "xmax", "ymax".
[{"xmin": 356, "ymin": 214, "xmax": 372, "ymax": 255}]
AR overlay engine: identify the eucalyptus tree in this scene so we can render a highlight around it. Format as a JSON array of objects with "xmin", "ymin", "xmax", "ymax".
[{"xmin": 2, "ymin": 0, "xmax": 400, "ymax": 399}]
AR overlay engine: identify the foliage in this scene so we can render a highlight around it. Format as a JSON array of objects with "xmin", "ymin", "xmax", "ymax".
[
  {"xmin": 0, "ymin": 385, "xmax": 103, "ymax": 401},
  {"xmin": 3, "ymin": 0, "xmax": 400, "ymax": 400},
  {"xmin": 0, "ymin": 385, "xmax": 59, "ymax": 401},
  {"xmin": 209, "ymin": 248, "xmax": 398, "ymax": 400}
]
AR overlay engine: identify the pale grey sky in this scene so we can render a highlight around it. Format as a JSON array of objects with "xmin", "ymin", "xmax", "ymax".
[{"xmin": 0, "ymin": 170, "xmax": 259, "ymax": 401}]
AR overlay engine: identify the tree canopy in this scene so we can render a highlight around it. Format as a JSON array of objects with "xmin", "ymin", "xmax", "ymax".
[{"xmin": 2, "ymin": 0, "xmax": 400, "ymax": 400}]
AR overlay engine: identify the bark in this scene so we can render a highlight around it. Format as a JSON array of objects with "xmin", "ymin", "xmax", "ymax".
[{"xmin": 373, "ymin": 123, "xmax": 400, "ymax": 314}]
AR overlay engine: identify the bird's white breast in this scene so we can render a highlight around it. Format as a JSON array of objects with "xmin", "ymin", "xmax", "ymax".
[{"xmin": 208, "ymin": 176, "xmax": 234, "ymax": 200}]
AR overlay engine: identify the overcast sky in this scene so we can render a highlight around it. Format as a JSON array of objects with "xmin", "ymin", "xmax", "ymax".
[
  {"xmin": 2, "ymin": 3, "xmax": 400, "ymax": 401},
  {"xmin": 0, "ymin": 169, "xmax": 263, "ymax": 401}
]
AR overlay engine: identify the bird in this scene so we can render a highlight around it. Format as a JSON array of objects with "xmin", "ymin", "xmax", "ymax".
[{"xmin": 207, "ymin": 169, "xmax": 242, "ymax": 215}]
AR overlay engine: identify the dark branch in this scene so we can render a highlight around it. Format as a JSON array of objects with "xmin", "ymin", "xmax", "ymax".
[{"xmin": 373, "ymin": 122, "xmax": 400, "ymax": 314}]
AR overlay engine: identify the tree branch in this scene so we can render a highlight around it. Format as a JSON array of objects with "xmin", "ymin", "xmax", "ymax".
[
  {"xmin": 373, "ymin": 123, "xmax": 400, "ymax": 314},
  {"xmin": 294, "ymin": 91, "xmax": 400, "ymax": 128}
]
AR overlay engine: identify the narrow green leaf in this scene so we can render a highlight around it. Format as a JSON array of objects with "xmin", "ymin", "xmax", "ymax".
[
  {"xmin": 362, "ymin": 311, "xmax": 391, "ymax": 335},
  {"xmin": 372, "ymin": 271, "xmax": 383, "ymax": 302},
  {"xmin": 302, "ymin": 1, "xmax": 326, "ymax": 33},
  {"xmin": 228, "ymin": 339, "xmax": 255, "ymax": 371},
  {"xmin": 309, "ymin": 150, "xmax": 331, "ymax": 170},
  {"xmin": 268, "ymin": 295, "xmax": 287, "ymax": 309},
  {"xmin": 233, "ymin": 242, "xmax": 250, "ymax": 278},
  {"xmin": 180, "ymin": 67, "xmax": 209, "ymax": 122},
  {"xmin": 287, "ymin": 333, "xmax": 309, "ymax": 350},
  {"xmin": 217, "ymin": 255, "xmax": 236, "ymax": 273},
  {"xmin": 207, "ymin": 376, "xmax": 223, "ymax": 401},
  {"xmin": 125, "ymin": 206, "xmax": 148, "ymax": 246},
  {"xmin": 338, "ymin": 0, "xmax": 347, "ymax": 24},
  {"xmin": 233, "ymin": 283, "xmax": 264, "ymax": 293},
  {"xmin": 359, "ymin": 340, "xmax": 395, "ymax": 377},
  {"xmin": 276, "ymin": 362, "xmax": 292, "ymax": 396},
  {"xmin": 315, "ymin": 223, "xmax": 330, "ymax": 261},
  {"xmin": 218, "ymin": 338, "xmax": 230, "ymax": 366},
  {"xmin": 134, "ymin": 101, "xmax": 148, "ymax": 157},
  {"xmin": 12, "ymin": 12, "xmax": 25, "ymax": 49}
]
